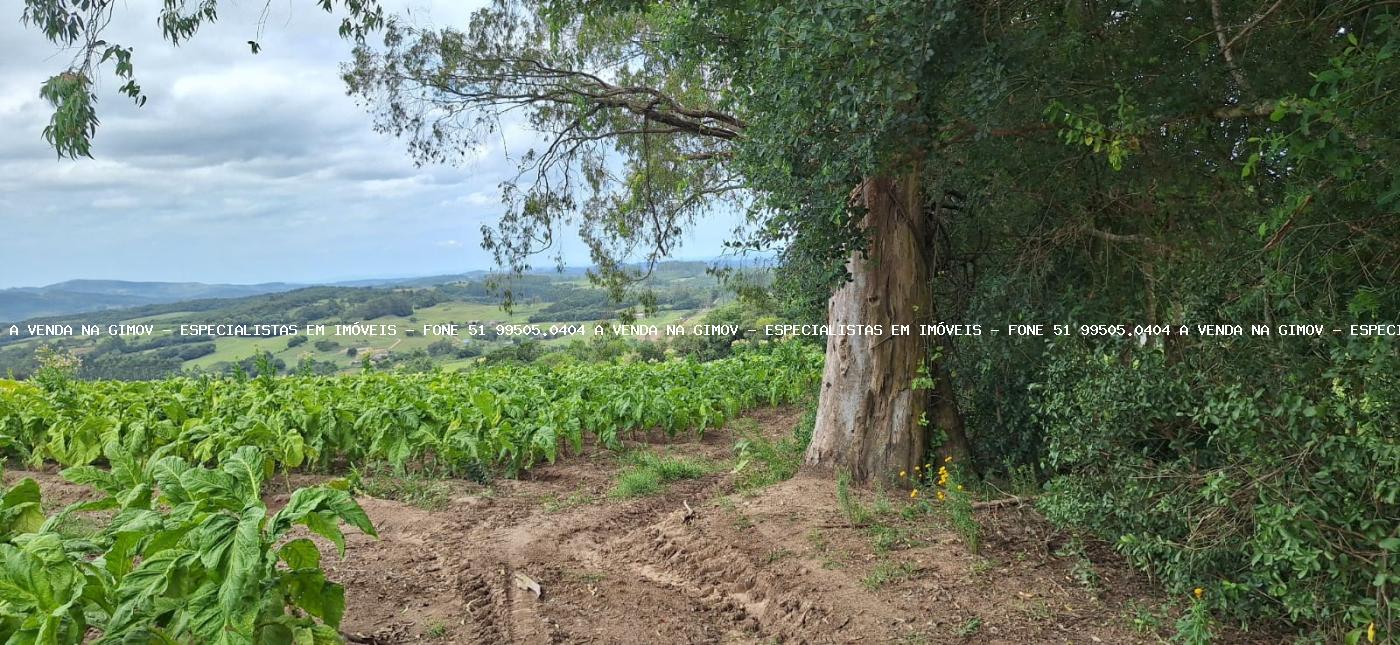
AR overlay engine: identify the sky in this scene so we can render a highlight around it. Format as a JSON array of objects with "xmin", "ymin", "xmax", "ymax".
[{"xmin": 0, "ymin": 1, "xmax": 744, "ymax": 289}]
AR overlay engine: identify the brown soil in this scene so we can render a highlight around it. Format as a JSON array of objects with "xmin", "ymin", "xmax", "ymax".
[{"xmin": 7, "ymin": 408, "xmax": 1211, "ymax": 644}]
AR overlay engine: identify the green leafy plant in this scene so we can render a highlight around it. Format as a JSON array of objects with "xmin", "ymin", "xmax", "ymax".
[{"xmin": 0, "ymin": 446, "xmax": 377, "ymax": 644}]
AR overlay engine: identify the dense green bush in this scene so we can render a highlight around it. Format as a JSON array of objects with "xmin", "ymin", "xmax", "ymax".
[{"xmin": 1035, "ymin": 336, "xmax": 1398, "ymax": 638}]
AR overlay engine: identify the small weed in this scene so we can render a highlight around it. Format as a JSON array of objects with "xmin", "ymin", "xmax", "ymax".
[
  {"xmin": 806, "ymin": 529, "xmax": 828, "ymax": 552},
  {"xmin": 542, "ymin": 489, "xmax": 594, "ymax": 513},
  {"xmin": 1055, "ymin": 536, "xmax": 1099, "ymax": 589},
  {"xmin": 424, "ymin": 623, "xmax": 448, "ymax": 639},
  {"xmin": 728, "ymin": 418, "xmax": 761, "ymax": 434},
  {"xmin": 903, "ymin": 457, "xmax": 981, "ymax": 554},
  {"xmin": 899, "ymin": 632, "xmax": 935, "ymax": 645},
  {"xmin": 1007, "ymin": 463, "xmax": 1040, "ymax": 497},
  {"xmin": 763, "ymin": 548, "xmax": 795, "ymax": 564},
  {"xmin": 1127, "ymin": 599, "xmax": 1165, "ymax": 635},
  {"xmin": 1172, "ymin": 593, "xmax": 1213, "ymax": 644},
  {"xmin": 1024, "ymin": 600, "xmax": 1054, "ymax": 622},
  {"xmin": 836, "ymin": 470, "xmax": 872, "ymax": 525},
  {"xmin": 1070, "ymin": 557, "xmax": 1099, "ymax": 590},
  {"xmin": 867, "ymin": 524, "xmax": 905, "ymax": 554},
  {"xmin": 941, "ymin": 460, "xmax": 981, "ymax": 555},
  {"xmin": 871, "ymin": 482, "xmax": 895, "ymax": 517},
  {"xmin": 732, "ymin": 425, "xmax": 805, "ymax": 493},
  {"xmin": 969, "ymin": 557, "xmax": 998, "ymax": 576},
  {"xmin": 564, "ymin": 570, "xmax": 608, "ymax": 585},
  {"xmin": 954, "ymin": 616, "xmax": 983, "ymax": 638},
  {"xmin": 860, "ymin": 560, "xmax": 916, "ymax": 590},
  {"xmin": 899, "ymin": 501, "xmax": 927, "ymax": 521},
  {"xmin": 711, "ymin": 494, "xmax": 754, "ymax": 529}
]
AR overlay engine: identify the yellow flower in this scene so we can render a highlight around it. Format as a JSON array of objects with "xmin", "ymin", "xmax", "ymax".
[
  {"xmin": 936, "ymin": 491, "xmax": 946, "ymax": 501},
  {"xmin": 944, "ymin": 455, "xmax": 953, "ymax": 463},
  {"xmin": 956, "ymin": 484, "xmax": 964, "ymax": 491},
  {"xmin": 1193, "ymin": 587, "xmax": 1204, "ymax": 599},
  {"xmin": 899, "ymin": 470, "xmax": 907, "ymax": 478},
  {"xmin": 910, "ymin": 489, "xmax": 919, "ymax": 498},
  {"xmin": 914, "ymin": 465, "xmax": 921, "ymax": 471},
  {"xmin": 1367, "ymin": 621, "xmax": 1375, "ymax": 643},
  {"xmin": 924, "ymin": 463, "xmax": 931, "ymax": 469}
]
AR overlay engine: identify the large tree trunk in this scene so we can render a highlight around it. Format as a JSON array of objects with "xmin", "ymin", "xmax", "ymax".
[{"xmin": 804, "ymin": 172, "xmax": 972, "ymax": 484}]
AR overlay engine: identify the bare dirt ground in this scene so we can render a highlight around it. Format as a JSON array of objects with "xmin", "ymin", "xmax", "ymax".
[{"xmin": 11, "ymin": 408, "xmax": 1213, "ymax": 644}]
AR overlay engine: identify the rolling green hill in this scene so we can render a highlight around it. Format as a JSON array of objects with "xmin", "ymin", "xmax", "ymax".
[{"xmin": 0, "ymin": 262, "xmax": 745, "ymax": 380}]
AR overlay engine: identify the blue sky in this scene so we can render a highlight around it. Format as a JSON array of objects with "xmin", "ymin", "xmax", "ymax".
[{"xmin": 0, "ymin": 1, "xmax": 745, "ymax": 289}]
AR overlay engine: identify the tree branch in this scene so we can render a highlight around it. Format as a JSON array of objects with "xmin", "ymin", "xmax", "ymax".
[{"xmin": 1210, "ymin": 0, "xmax": 1254, "ymax": 97}]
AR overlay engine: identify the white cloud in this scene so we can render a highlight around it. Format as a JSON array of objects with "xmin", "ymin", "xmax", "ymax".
[{"xmin": 0, "ymin": 0, "xmax": 741, "ymax": 288}]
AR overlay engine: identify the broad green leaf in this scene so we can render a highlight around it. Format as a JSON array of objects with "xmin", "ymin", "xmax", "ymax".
[
  {"xmin": 217, "ymin": 505, "xmax": 267, "ymax": 625},
  {"xmin": 279, "ymin": 538, "xmax": 322, "ymax": 570}
]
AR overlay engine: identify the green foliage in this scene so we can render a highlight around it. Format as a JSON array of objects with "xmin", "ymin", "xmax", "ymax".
[
  {"xmin": 1036, "ymin": 337, "xmax": 1398, "ymax": 637},
  {"xmin": 0, "ymin": 446, "xmax": 375, "ymax": 643},
  {"xmin": 21, "ymin": 0, "xmax": 384, "ymax": 159},
  {"xmin": 730, "ymin": 415, "xmax": 809, "ymax": 493}
]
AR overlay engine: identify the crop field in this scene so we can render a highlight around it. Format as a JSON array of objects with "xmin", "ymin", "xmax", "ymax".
[{"xmin": 0, "ymin": 343, "xmax": 819, "ymax": 475}]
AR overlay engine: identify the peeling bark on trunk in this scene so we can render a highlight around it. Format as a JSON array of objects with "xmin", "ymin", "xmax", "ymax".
[{"xmin": 804, "ymin": 173, "xmax": 971, "ymax": 483}]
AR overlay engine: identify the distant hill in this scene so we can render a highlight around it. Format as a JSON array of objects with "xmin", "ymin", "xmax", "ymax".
[
  {"xmin": 0, "ymin": 280, "xmax": 304, "ymax": 322},
  {"xmin": 0, "ymin": 258, "xmax": 763, "ymax": 324}
]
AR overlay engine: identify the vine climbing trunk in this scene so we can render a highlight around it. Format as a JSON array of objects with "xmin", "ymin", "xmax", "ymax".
[{"xmin": 805, "ymin": 171, "xmax": 973, "ymax": 484}]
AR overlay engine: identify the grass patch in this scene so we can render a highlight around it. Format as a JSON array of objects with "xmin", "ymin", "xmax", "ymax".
[
  {"xmin": 860, "ymin": 559, "xmax": 917, "ymax": 590},
  {"xmin": 731, "ymin": 420, "xmax": 805, "ymax": 493},
  {"xmin": 954, "ymin": 616, "xmax": 983, "ymax": 638},
  {"xmin": 610, "ymin": 452, "xmax": 711, "ymax": 498},
  {"xmin": 612, "ymin": 470, "xmax": 663, "ymax": 497},
  {"xmin": 350, "ymin": 465, "xmax": 456, "ymax": 511}
]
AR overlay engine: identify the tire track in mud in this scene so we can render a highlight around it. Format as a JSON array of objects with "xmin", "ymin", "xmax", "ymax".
[
  {"xmin": 433, "ymin": 477, "xmax": 734, "ymax": 643},
  {"xmin": 603, "ymin": 512, "xmax": 832, "ymax": 642},
  {"xmin": 456, "ymin": 566, "xmax": 513, "ymax": 643}
]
